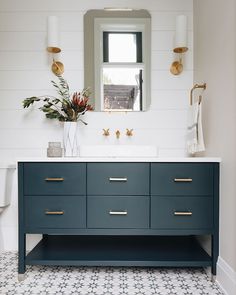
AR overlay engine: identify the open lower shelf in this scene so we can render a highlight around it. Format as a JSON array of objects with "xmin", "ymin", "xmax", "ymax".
[{"xmin": 26, "ymin": 235, "xmax": 212, "ymax": 268}]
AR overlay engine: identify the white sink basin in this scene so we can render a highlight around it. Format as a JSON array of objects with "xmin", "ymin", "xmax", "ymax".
[{"xmin": 79, "ymin": 145, "xmax": 158, "ymax": 158}]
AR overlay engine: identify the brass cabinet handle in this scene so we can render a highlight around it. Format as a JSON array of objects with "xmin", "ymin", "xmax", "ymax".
[
  {"xmin": 174, "ymin": 211, "xmax": 192, "ymax": 216},
  {"xmin": 174, "ymin": 178, "xmax": 192, "ymax": 182},
  {"xmin": 109, "ymin": 177, "xmax": 128, "ymax": 182},
  {"xmin": 45, "ymin": 177, "xmax": 64, "ymax": 182},
  {"xmin": 109, "ymin": 210, "xmax": 128, "ymax": 215},
  {"xmin": 45, "ymin": 211, "xmax": 64, "ymax": 215}
]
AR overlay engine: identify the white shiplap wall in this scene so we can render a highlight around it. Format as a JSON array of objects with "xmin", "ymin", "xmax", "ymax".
[{"xmin": 0, "ymin": 0, "xmax": 193, "ymax": 250}]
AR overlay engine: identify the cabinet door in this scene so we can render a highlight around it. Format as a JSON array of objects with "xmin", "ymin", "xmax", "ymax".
[
  {"xmin": 87, "ymin": 196, "xmax": 149, "ymax": 228},
  {"xmin": 24, "ymin": 163, "xmax": 86, "ymax": 196},
  {"xmin": 151, "ymin": 163, "xmax": 213, "ymax": 196},
  {"xmin": 87, "ymin": 163, "xmax": 149, "ymax": 195},
  {"xmin": 151, "ymin": 196, "xmax": 213, "ymax": 229}
]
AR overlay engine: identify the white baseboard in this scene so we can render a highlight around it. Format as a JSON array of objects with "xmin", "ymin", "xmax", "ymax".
[{"xmin": 216, "ymin": 256, "xmax": 236, "ymax": 295}]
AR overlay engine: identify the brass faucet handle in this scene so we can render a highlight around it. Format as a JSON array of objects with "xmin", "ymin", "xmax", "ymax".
[
  {"xmin": 115, "ymin": 130, "xmax": 121, "ymax": 139},
  {"xmin": 103, "ymin": 128, "xmax": 110, "ymax": 136},
  {"xmin": 126, "ymin": 128, "xmax": 133, "ymax": 136}
]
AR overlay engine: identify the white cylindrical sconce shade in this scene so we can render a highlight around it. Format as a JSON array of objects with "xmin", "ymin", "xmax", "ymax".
[
  {"xmin": 174, "ymin": 15, "xmax": 188, "ymax": 53},
  {"xmin": 47, "ymin": 16, "xmax": 61, "ymax": 53}
]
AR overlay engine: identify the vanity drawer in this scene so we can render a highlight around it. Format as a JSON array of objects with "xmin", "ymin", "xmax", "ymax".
[
  {"xmin": 151, "ymin": 163, "xmax": 213, "ymax": 195},
  {"xmin": 25, "ymin": 195, "xmax": 86, "ymax": 229},
  {"xmin": 87, "ymin": 163, "xmax": 149, "ymax": 195},
  {"xmin": 151, "ymin": 196, "xmax": 213, "ymax": 229},
  {"xmin": 24, "ymin": 163, "xmax": 86, "ymax": 196},
  {"xmin": 87, "ymin": 196, "xmax": 149, "ymax": 228}
]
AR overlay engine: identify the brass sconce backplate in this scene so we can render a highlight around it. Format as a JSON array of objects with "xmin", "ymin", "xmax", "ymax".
[
  {"xmin": 51, "ymin": 60, "xmax": 64, "ymax": 75},
  {"xmin": 170, "ymin": 61, "xmax": 183, "ymax": 75}
]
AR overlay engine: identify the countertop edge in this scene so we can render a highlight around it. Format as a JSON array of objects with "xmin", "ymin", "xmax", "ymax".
[{"xmin": 16, "ymin": 157, "xmax": 222, "ymax": 163}]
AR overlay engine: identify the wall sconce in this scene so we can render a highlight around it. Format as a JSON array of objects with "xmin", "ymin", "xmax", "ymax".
[
  {"xmin": 47, "ymin": 16, "xmax": 64, "ymax": 75},
  {"xmin": 170, "ymin": 15, "xmax": 188, "ymax": 75}
]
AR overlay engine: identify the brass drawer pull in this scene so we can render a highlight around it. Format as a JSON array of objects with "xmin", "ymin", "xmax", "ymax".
[
  {"xmin": 174, "ymin": 211, "xmax": 192, "ymax": 216},
  {"xmin": 45, "ymin": 211, "xmax": 64, "ymax": 215},
  {"xmin": 174, "ymin": 178, "xmax": 192, "ymax": 182},
  {"xmin": 109, "ymin": 210, "xmax": 128, "ymax": 215},
  {"xmin": 109, "ymin": 177, "xmax": 128, "ymax": 182},
  {"xmin": 45, "ymin": 177, "xmax": 64, "ymax": 182}
]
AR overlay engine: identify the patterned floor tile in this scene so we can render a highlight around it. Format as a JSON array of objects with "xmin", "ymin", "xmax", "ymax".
[{"xmin": 0, "ymin": 252, "xmax": 224, "ymax": 295}]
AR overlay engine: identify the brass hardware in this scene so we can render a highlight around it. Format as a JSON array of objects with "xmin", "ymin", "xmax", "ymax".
[
  {"xmin": 103, "ymin": 128, "xmax": 110, "ymax": 136},
  {"xmin": 109, "ymin": 177, "xmax": 128, "ymax": 182},
  {"xmin": 51, "ymin": 59, "xmax": 64, "ymax": 75},
  {"xmin": 174, "ymin": 178, "xmax": 192, "ymax": 182},
  {"xmin": 170, "ymin": 47, "xmax": 188, "ymax": 75},
  {"xmin": 190, "ymin": 83, "xmax": 206, "ymax": 105},
  {"xmin": 45, "ymin": 177, "xmax": 64, "ymax": 182},
  {"xmin": 126, "ymin": 128, "xmax": 133, "ymax": 137},
  {"xmin": 47, "ymin": 47, "xmax": 61, "ymax": 54},
  {"xmin": 170, "ymin": 60, "xmax": 183, "ymax": 75},
  {"xmin": 173, "ymin": 47, "xmax": 188, "ymax": 54},
  {"xmin": 115, "ymin": 130, "xmax": 120, "ymax": 139},
  {"xmin": 109, "ymin": 210, "xmax": 128, "ymax": 215},
  {"xmin": 45, "ymin": 211, "xmax": 64, "ymax": 215},
  {"xmin": 174, "ymin": 211, "xmax": 192, "ymax": 216}
]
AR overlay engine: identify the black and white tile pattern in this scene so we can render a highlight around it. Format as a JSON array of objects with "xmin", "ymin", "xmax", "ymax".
[{"xmin": 0, "ymin": 252, "xmax": 223, "ymax": 295}]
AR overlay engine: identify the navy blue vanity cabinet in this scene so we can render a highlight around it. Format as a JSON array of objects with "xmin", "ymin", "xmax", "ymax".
[
  {"xmin": 18, "ymin": 161, "xmax": 219, "ymax": 278},
  {"xmin": 151, "ymin": 162, "xmax": 219, "ymax": 275},
  {"xmin": 151, "ymin": 163, "xmax": 214, "ymax": 229},
  {"xmin": 87, "ymin": 163, "xmax": 150, "ymax": 229},
  {"xmin": 23, "ymin": 163, "xmax": 87, "ymax": 231}
]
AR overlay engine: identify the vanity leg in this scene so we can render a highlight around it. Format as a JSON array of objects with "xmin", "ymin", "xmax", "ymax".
[
  {"xmin": 18, "ymin": 233, "xmax": 26, "ymax": 276},
  {"xmin": 211, "ymin": 163, "xmax": 220, "ymax": 277},
  {"xmin": 18, "ymin": 163, "xmax": 26, "ymax": 278},
  {"xmin": 211, "ymin": 274, "xmax": 216, "ymax": 283},
  {"xmin": 211, "ymin": 233, "xmax": 219, "ymax": 276},
  {"xmin": 18, "ymin": 274, "xmax": 25, "ymax": 282}
]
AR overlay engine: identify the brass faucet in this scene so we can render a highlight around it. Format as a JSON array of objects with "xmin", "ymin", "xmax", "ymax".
[
  {"xmin": 115, "ymin": 130, "xmax": 121, "ymax": 139},
  {"xmin": 126, "ymin": 128, "xmax": 133, "ymax": 137},
  {"xmin": 102, "ymin": 128, "xmax": 110, "ymax": 136}
]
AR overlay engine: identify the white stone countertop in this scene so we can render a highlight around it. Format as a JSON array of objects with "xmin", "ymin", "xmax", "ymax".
[{"xmin": 17, "ymin": 157, "xmax": 221, "ymax": 163}]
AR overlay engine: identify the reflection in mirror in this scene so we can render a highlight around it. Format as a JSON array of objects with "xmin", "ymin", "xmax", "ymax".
[{"xmin": 84, "ymin": 9, "xmax": 151, "ymax": 112}]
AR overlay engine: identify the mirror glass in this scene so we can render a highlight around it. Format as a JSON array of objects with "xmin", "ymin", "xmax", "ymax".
[{"xmin": 84, "ymin": 9, "xmax": 151, "ymax": 112}]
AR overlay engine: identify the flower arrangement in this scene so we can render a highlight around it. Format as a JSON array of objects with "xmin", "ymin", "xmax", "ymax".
[{"xmin": 23, "ymin": 75, "xmax": 93, "ymax": 124}]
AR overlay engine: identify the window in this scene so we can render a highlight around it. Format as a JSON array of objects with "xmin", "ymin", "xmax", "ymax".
[
  {"xmin": 93, "ymin": 16, "xmax": 151, "ymax": 111},
  {"xmin": 102, "ymin": 32, "xmax": 143, "ymax": 111}
]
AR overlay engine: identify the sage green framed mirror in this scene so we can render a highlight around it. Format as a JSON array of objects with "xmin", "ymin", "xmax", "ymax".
[{"xmin": 84, "ymin": 9, "xmax": 151, "ymax": 112}]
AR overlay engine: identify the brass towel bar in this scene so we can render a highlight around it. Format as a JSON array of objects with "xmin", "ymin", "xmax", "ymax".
[{"xmin": 190, "ymin": 83, "xmax": 206, "ymax": 105}]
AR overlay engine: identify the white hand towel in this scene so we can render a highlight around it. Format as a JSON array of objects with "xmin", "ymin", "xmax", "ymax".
[{"xmin": 187, "ymin": 100, "xmax": 205, "ymax": 154}]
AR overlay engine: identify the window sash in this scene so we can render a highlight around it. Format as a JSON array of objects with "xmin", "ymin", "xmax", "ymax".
[{"xmin": 103, "ymin": 31, "xmax": 142, "ymax": 63}]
